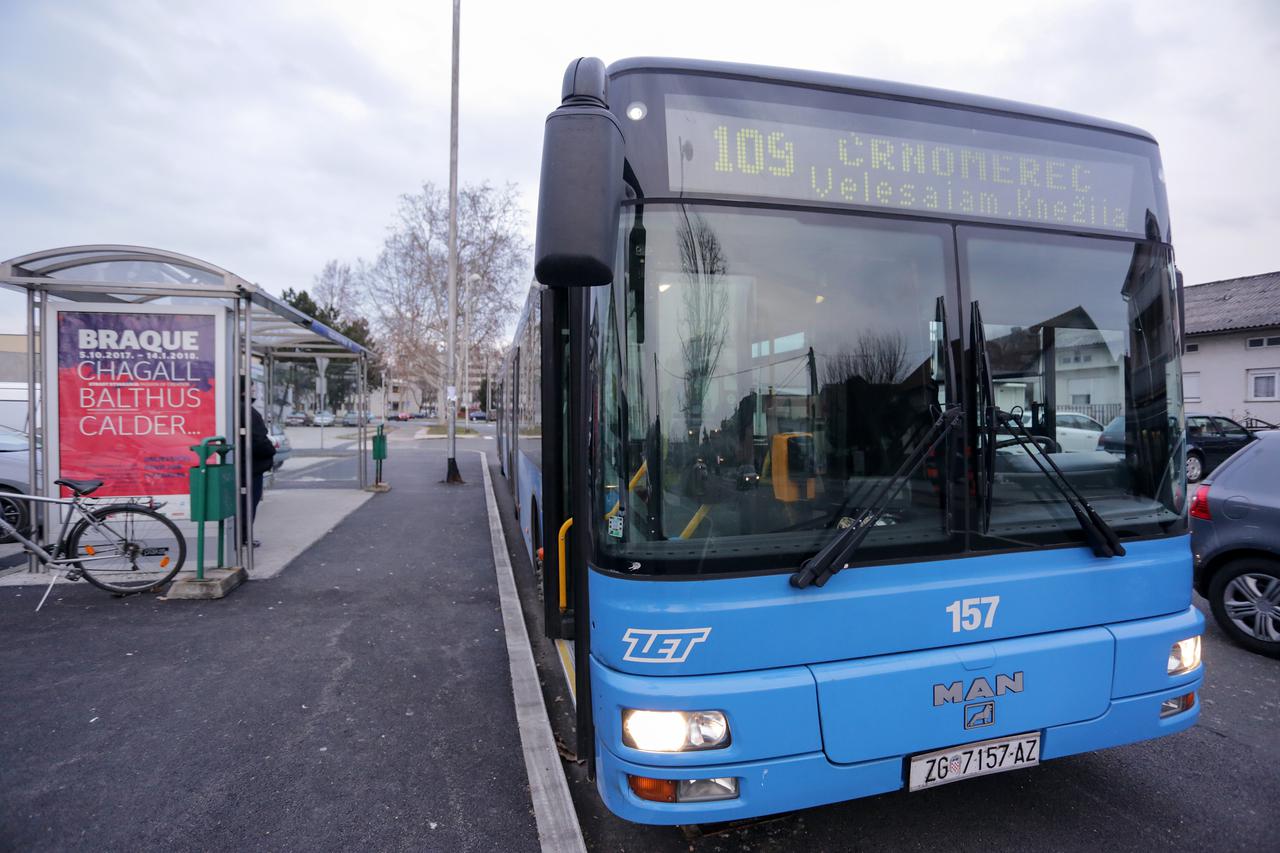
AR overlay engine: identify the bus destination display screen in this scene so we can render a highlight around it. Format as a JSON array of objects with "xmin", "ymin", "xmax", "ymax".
[{"xmin": 665, "ymin": 94, "xmax": 1150, "ymax": 235}]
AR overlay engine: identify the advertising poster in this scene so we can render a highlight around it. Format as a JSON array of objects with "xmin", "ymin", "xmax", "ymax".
[{"xmin": 53, "ymin": 308, "xmax": 223, "ymax": 518}]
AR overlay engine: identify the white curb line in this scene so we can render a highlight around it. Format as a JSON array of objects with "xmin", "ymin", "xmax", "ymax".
[{"xmin": 476, "ymin": 451, "xmax": 587, "ymax": 853}]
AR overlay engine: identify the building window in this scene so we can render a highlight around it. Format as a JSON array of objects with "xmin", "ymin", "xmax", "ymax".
[
  {"xmin": 1184, "ymin": 371, "xmax": 1201, "ymax": 403},
  {"xmin": 1071, "ymin": 393, "xmax": 1091, "ymax": 405},
  {"xmin": 1247, "ymin": 369, "xmax": 1278, "ymax": 401},
  {"xmin": 1248, "ymin": 338, "xmax": 1264, "ymax": 348},
  {"xmin": 1185, "ymin": 343, "xmax": 1199, "ymax": 353},
  {"xmin": 1269, "ymin": 336, "xmax": 1280, "ymax": 347}
]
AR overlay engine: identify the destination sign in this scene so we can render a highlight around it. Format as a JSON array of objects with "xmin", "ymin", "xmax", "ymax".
[{"xmin": 665, "ymin": 95, "xmax": 1150, "ymax": 235}]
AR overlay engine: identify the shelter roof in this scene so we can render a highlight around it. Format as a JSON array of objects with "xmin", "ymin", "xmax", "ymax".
[{"xmin": 0, "ymin": 245, "xmax": 367, "ymax": 357}]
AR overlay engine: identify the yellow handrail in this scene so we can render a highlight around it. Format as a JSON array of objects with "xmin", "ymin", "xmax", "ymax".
[
  {"xmin": 628, "ymin": 460, "xmax": 648, "ymax": 492},
  {"xmin": 557, "ymin": 517, "xmax": 574, "ymax": 612},
  {"xmin": 679, "ymin": 504, "xmax": 711, "ymax": 539}
]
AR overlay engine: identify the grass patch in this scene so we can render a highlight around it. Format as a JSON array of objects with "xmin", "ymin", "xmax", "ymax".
[{"xmin": 424, "ymin": 424, "xmax": 478, "ymax": 436}]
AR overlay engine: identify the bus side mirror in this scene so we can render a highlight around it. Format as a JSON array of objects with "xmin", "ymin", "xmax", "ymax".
[{"xmin": 534, "ymin": 57, "xmax": 625, "ymax": 289}]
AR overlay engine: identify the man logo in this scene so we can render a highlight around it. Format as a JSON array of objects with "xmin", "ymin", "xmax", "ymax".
[
  {"xmin": 933, "ymin": 671, "xmax": 1024, "ymax": 706},
  {"xmin": 621, "ymin": 627, "xmax": 711, "ymax": 663}
]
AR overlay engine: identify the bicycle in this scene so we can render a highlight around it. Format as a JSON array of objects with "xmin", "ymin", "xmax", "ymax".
[{"xmin": 0, "ymin": 478, "xmax": 186, "ymax": 611}]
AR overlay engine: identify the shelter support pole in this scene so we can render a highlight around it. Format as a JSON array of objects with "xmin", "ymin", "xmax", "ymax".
[
  {"xmin": 243, "ymin": 297, "xmax": 254, "ymax": 576},
  {"xmin": 231, "ymin": 296, "xmax": 243, "ymax": 570},
  {"xmin": 358, "ymin": 357, "xmax": 368, "ymax": 489},
  {"xmin": 25, "ymin": 289, "xmax": 38, "ymax": 572}
]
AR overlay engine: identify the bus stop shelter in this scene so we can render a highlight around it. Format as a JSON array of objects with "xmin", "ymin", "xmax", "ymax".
[{"xmin": 0, "ymin": 244, "xmax": 372, "ymax": 578}]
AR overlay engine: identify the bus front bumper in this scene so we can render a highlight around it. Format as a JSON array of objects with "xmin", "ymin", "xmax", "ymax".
[{"xmin": 596, "ymin": 676, "xmax": 1201, "ymax": 825}]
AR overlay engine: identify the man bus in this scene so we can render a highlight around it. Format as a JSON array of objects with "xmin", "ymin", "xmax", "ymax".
[{"xmin": 498, "ymin": 57, "xmax": 1201, "ymax": 825}]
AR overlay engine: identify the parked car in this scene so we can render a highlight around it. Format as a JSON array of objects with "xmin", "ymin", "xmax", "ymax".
[
  {"xmin": 1098, "ymin": 413, "xmax": 1256, "ymax": 482},
  {"xmin": 395, "ymin": 411, "xmax": 413, "ymax": 422},
  {"xmin": 342, "ymin": 411, "xmax": 363, "ymax": 427},
  {"xmin": 468, "ymin": 409, "xmax": 488, "ymax": 422},
  {"xmin": 283, "ymin": 410, "xmax": 309, "ymax": 427},
  {"xmin": 1189, "ymin": 429, "xmax": 1280, "ymax": 657},
  {"xmin": 1015, "ymin": 410, "xmax": 1104, "ymax": 453},
  {"xmin": 267, "ymin": 423, "xmax": 292, "ymax": 471},
  {"xmin": 312, "ymin": 410, "xmax": 336, "ymax": 427},
  {"xmin": 0, "ymin": 426, "xmax": 34, "ymax": 542}
]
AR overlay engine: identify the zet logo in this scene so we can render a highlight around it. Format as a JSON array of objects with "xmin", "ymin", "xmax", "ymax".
[{"xmin": 621, "ymin": 627, "xmax": 711, "ymax": 663}]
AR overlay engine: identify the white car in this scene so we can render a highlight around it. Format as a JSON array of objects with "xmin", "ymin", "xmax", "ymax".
[{"xmin": 1020, "ymin": 411, "xmax": 1106, "ymax": 453}]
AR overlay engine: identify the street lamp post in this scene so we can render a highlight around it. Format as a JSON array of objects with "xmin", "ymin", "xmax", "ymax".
[{"xmin": 444, "ymin": 0, "xmax": 463, "ymax": 483}]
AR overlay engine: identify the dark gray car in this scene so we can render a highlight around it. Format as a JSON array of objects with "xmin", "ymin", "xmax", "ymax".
[{"xmin": 1190, "ymin": 429, "xmax": 1280, "ymax": 657}]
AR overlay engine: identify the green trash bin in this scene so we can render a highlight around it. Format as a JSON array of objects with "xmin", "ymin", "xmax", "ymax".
[
  {"xmin": 188, "ymin": 437, "xmax": 235, "ymax": 579},
  {"xmin": 372, "ymin": 424, "xmax": 387, "ymax": 486}
]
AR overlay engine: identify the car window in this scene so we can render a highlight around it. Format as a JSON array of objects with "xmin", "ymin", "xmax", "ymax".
[
  {"xmin": 1080, "ymin": 416, "xmax": 1103, "ymax": 432},
  {"xmin": 1211, "ymin": 436, "xmax": 1280, "ymax": 489},
  {"xmin": 1187, "ymin": 416, "xmax": 1216, "ymax": 438},
  {"xmin": 1212, "ymin": 417, "xmax": 1249, "ymax": 439}
]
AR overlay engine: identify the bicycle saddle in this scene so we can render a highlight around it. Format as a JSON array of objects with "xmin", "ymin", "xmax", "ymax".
[{"xmin": 55, "ymin": 478, "xmax": 104, "ymax": 496}]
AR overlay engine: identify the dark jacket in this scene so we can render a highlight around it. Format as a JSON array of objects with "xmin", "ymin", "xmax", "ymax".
[{"xmin": 249, "ymin": 406, "xmax": 276, "ymax": 474}]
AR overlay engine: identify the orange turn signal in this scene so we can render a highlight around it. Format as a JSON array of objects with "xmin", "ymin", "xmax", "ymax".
[{"xmin": 627, "ymin": 775, "xmax": 677, "ymax": 803}]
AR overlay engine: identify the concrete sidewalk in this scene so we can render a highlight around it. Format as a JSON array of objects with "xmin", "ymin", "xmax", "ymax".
[
  {"xmin": 0, "ymin": 484, "xmax": 374, "ymax": 589},
  {"xmin": 0, "ymin": 448, "xmax": 540, "ymax": 852}
]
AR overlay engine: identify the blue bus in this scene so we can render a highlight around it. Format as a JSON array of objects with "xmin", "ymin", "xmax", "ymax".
[{"xmin": 497, "ymin": 57, "xmax": 1202, "ymax": 825}]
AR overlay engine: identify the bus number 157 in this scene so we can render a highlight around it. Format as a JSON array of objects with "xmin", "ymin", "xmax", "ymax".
[{"xmin": 946, "ymin": 596, "xmax": 1000, "ymax": 632}]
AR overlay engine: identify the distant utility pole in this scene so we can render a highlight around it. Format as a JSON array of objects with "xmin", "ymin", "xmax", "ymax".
[{"xmin": 444, "ymin": 0, "xmax": 463, "ymax": 483}]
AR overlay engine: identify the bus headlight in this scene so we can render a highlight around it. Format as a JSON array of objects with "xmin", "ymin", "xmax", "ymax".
[
  {"xmin": 622, "ymin": 709, "xmax": 729, "ymax": 752},
  {"xmin": 1167, "ymin": 636, "xmax": 1202, "ymax": 675}
]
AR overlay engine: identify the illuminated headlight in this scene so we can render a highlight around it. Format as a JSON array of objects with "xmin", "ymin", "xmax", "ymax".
[
  {"xmin": 1167, "ymin": 636, "xmax": 1202, "ymax": 675},
  {"xmin": 621, "ymin": 709, "xmax": 729, "ymax": 752}
]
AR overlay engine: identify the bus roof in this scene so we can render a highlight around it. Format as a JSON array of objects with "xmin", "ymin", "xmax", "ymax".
[{"xmin": 607, "ymin": 57, "xmax": 1157, "ymax": 145}]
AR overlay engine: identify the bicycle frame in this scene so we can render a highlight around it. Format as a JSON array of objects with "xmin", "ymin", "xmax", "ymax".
[{"xmin": 0, "ymin": 492, "xmax": 146, "ymax": 568}]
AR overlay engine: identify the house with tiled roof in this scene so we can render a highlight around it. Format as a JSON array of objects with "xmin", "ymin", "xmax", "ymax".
[{"xmin": 1182, "ymin": 271, "xmax": 1280, "ymax": 425}]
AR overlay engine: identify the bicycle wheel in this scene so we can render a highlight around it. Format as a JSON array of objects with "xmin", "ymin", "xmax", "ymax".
[
  {"xmin": 0, "ymin": 488, "xmax": 28, "ymax": 544},
  {"xmin": 68, "ymin": 505, "xmax": 186, "ymax": 594}
]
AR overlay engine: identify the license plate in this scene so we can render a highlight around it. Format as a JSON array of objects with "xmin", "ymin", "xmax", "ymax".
[{"xmin": 908, "ymin": 732, "xmax": 1040, "ymax": 792}]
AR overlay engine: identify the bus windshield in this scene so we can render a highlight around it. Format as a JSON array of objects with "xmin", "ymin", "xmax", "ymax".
[{"xmin": 593, "ymin": 204, "xmax": 1184, "ymax": 576}]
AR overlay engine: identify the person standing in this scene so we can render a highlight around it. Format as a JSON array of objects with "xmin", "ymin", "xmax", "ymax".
[{"xmin": 242, "ymin": 383, "xmax": 276, "ymax": 547}]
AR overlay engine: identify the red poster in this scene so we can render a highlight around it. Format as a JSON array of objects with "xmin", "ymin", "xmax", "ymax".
[{"xmin": 56, "ymin": 311, "xmax": 219, "ymax": 514}]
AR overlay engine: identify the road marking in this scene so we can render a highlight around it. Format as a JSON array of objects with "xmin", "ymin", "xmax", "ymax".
[
  {"xmin": 555, "ymin": 639, "xmax": 577, "ymax": 707},
  {"xmin": 477, "ymin": 451, "xmax": 586, "ymax": 853}
]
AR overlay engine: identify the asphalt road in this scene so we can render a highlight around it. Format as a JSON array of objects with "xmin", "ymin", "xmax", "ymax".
[
  {"xmin": 0, "ymin": 445, "xmax": 539, "ymax": 853},
  {"xmin": 486, "ymin": 444, "xmax": 1280, "ymax": 853}
]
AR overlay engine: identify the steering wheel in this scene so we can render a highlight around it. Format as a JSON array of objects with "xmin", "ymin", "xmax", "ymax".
[{"xmin": 995, "ymin": 434, "xmax": 1060, "ymax": 453}]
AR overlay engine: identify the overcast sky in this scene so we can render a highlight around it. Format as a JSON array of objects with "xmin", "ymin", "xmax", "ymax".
[{"xmin": 1, "ymin": 0, "xmax": 1276, "ymax": 318}]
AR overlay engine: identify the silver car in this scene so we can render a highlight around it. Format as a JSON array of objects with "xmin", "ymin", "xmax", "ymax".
[
  {"xmin": 267, "ymin": 423, "xmax": 293, "ymax": 471},
  {"xmin": 0, "ymin": 426, "xmax": 34, "ymax": 542}
]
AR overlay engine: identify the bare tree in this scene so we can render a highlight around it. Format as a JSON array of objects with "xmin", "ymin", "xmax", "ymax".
[
  {"xmin": 312, "ymin": 260, "xmax": 362, "ymax": 315},
  {"xmin": 358, "ymin": 181, "xmax": 528, "ymax": 399},
  {"xmin": 823, "ymin": 331, "xmax": 910, "ymax": 386},
  {"xmin": 677, "ymin": 211, "xmax": 729, "ymax": 443}
]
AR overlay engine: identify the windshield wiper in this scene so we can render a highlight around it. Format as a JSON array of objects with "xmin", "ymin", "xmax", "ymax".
[
  {"xmin": 969, "ymin": 300, "xmax": 1125, "ymax": 558},
  {"xmin": 993, "ymin": 410, "xmax": 1126, "ymax": 558},
  {"xmin": 971, "ymin": 302, "xmax": 997, "ymax": 534},
  {"xmin": 790, "ymin": 405, "xmax": 963, "ymax": 589}
]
